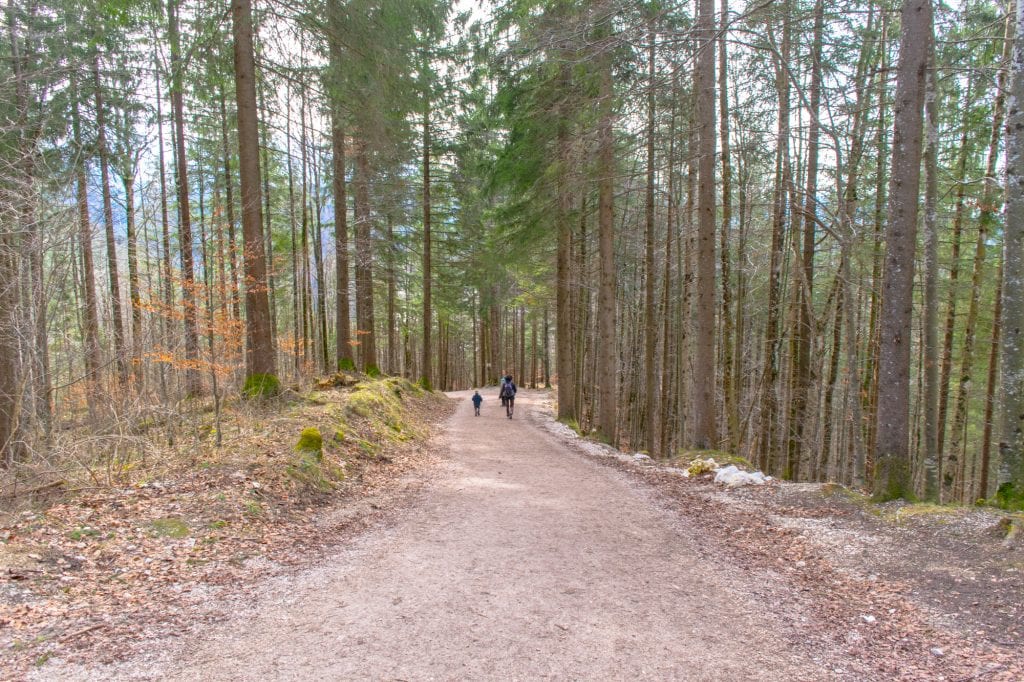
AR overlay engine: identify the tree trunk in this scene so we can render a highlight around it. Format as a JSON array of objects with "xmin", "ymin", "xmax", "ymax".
[
  {"xmin": 422, "ymin": 91, "xmax": 433, "ymax": 389},
  {"xmin": 643, "ymin": 21, "xmax": 658, "ymax": 454},
  {"xmin": 947, "ymin": 12, "xmax": 1011, "ymax": 502},
  {"xmin": 386, "ymin": 213, "xmax": 397, "ymax": 374},
  {"xmin": 937, "ymin": 91, "xmax": 974, "ymax": 483},
  {"xmin": 231, "ymin": 0, "xmax": 276, "ymax": 383},
  {"xmin": 787, "ymin": 0, "xmax": 823, "ymax": 480},
  {"xmin": 329, "ymin": 104, "xmax": 352, "ymax": 372},
  {"xmin": 759, "ymin": 5, "xmax": 791, "ymax": 471},
  {"xmin": 981, "ymin": 259, "xmax": 1004, "ymax": 500},
  {"xmin": 168, "ymin": 0, "xmax": 201, "ymax": 395},
  {"xmin": 596, "ymin": 29, "xmax": 618, "ymax": 445},
  {"xmin": 691, "ymin": 0, "xmax": 717, "ymax": 449},
  {"xmin": 874, "ymin": 0, "xmax": 931, "ymax": 500},
  {"xmin": 154, "ymin": 64, "xmax": 173, "ymax": 402},
  {"xmin": 93, "ymin": 55, "xmax": 128, "ymax": 386},
  {"xmin": 123, "ymin": 170, "xmax": 143, "ymax": 389},
  {"xmin": 1002, "ymin": 0, "xmax": 1024, "ymax": 498},
  {"xmin": 353, "ymin": 140, "xmax": 378, "ymax": 374},
  {"xmin": 219, "ymin": 88, "xmax": 242, "ymax": 323},
  {"xmin": 719, "ymin": 0, "xmax": 737, "ymax": 452},
  {"xmin": 73, "ymin": 88, "xmax": 102, "ymax": 402},
  {"xmin": 921, "ymin": 26, "xmax": 940, "ymax": 500}
]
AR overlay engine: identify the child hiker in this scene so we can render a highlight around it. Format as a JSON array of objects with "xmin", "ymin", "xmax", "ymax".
[{"xmin": 471, "ymin": 390, "xmax": 483, "ymax": 416}]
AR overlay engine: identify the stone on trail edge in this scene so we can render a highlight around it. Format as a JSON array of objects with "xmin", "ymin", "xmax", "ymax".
[{"xmin": 541, "ymin": 417, "xmax": 771, "ymax": 488}]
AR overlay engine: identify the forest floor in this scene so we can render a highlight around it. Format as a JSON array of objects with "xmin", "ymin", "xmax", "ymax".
[{"xmin": 3, "ymin": 387, "xmax": 1023, "ymax": 680}]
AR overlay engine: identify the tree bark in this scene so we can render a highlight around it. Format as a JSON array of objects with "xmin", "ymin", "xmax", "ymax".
[
  {"xmin": 787, "ymin": 0, "xmax": 823, "ymax": 480},
  {"xmin": 93, "ymin": 55, "xmax": 127, "ymax": 386},
  {"xmin": 874, "ymin": 0, "xmax": 931, "ymax": 500},
  {"xmin": 921, "ymin": 25, "xmax": 940, "ymax": 500},
  {"xmin": 691, "ymin": 0, "xmax": 717, "ymax": 449},
  {"xmin": 643, "ymin": 21, "xmax": 658, "ymax": 454},
  {"xmin": 1002, "ymin": 0, "xmax": 1024, "ymax": 497},
  {"xmin": 353, "ymin": 140, "xmax": 378, "ymax": 374},
  {"xmin": 168, "ymin": 0, "xmax": 201, "ymax": 395},
  {"xmin": 947, "ymin": 11, "xmax": 1011, "ymax": 502},
  {"xmin": 422, "ymin": 88, "xmax": 433, "ymax": 389},
  {"xmin": 231, "ymin": 0, "xmax": 276, "ymax": 382},
  {"xmin": 330, "ymin": 102, "xmax": 353, "ymax": 372},
  {"xmin": 596, "ymin": 28, "xmax": 618, "ymax": 445}
]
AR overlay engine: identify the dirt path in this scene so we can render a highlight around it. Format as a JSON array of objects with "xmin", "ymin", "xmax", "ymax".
[{"xmin": 41, "ymin": 389, "xmax": 849, "ymax": 680}]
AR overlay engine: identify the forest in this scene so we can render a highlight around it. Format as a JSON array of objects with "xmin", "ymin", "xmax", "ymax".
[{"xmin": 1, "ymin": 0, "xmax": 1023, "ymax": 508}]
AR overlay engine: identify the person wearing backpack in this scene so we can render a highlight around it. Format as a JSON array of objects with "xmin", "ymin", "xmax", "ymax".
[
  {"xmin": 500, "ymin": 376, "xmax": 517, "ymax": 418},
  {"xmin": 471, "ymin": 390, "xmax": 483, "ymax": 416},
  {"xmin": 499, "ymin": 374, "xmax": 509, "ymax": 408}
]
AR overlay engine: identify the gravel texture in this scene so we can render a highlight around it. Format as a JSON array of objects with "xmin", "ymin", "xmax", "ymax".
[{"xmin": 40, "ymin": 389, "xmax": 840, "ymax": 680}]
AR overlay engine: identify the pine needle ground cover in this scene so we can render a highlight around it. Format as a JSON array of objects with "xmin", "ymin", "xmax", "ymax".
[{"xmin": 0, "ymin": 377, "xmax": 453, "ymax": 675}]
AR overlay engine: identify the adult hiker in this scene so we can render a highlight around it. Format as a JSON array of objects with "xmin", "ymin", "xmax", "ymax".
[
  {"xmin": 499, "ymin": 373, "xmax": 509, "ymax": 408},
  {"xmin": 500, "ymin": 375, "xmax": 517, "ymax": 418},
  {"xmin": 471, "ymin": 390, "xmax": 483, "ymax": 416}
]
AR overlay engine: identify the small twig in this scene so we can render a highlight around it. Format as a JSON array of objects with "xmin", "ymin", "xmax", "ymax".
[{"xmin": 59, "ymin": 623, "xmax": 105, "ymax": 643}]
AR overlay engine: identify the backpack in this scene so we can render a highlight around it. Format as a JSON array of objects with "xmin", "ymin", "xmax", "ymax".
[{"xmin": 501, "ymin": 382, "xmax": 515, "ymax": 399}]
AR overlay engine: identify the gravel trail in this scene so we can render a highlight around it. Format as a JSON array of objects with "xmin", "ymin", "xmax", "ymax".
[{"xmin": 49, "ymin": 389, "xmax": 838, "ymax": 680}]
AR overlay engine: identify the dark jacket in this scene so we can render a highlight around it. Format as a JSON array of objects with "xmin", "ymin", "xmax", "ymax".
[{"xmin": 472, "ymin": 393, "xmax": 483, "ymax": 406}]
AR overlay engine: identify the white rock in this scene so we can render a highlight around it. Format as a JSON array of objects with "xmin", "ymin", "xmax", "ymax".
[
  {"xmin": 930, "ymin": 647, "xmax": 945, "ymax": 657},
  {"xmin": 714, "ymin": 465, "xmax": 770, "ymax": 487},
  {"xmin": 861, "ymin": 614, "xmax": 876, "ymax": 624}
]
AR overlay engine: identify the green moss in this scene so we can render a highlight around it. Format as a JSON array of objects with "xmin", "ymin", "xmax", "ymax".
[
  {"xmin": 67, "ymin": 527, "xmax": 101, "ymax": 541},
  {"xmin": 354, "ymin": 437, "xmax": 380, "ymax": 457},
  {"xmin": 888, "ymin": 503, "xmax": 961, "ymax": 522},
  {"xmin": 244, "ymin": 500, "xmax": 263, "ymax": 517},
  {"xmin": 993, "ymin": 482, "xmax": 1024, "ymax": 511},
  {"xmin": 208, "ymin": 519, "xmax": 228, "ymax": 529},
  {"xmin": 333, "ymin": 428, "xmax": 346, "ymax": 443},
  {"xmin": 559, "ymin": 417, "xmax": 582, "ymax": 435},
  {"xmin": 996, "ymin": 515, "xmax": 1024, "ymax": 542},
  {"xmin": 295, "ymin": 427, "xmax": 324, "ymax": 454},
  {"xmin": 345, "ymin": 379, "xmax": 420, "ymax": 441},
  {"xmin": 242, "ymin": 373, "xmax": 281, "ymax": 399},
  {"xmin": 286, "ymin": 450, "xmax": 345, "ymax": 492},
  {"xmin": 150, "ymin": 517, "xmax": 189, "ymax": 539},
  {"xmin": 339, "ymin": 357, "xmax": 356, "ymax": 372},
  {"xmin": 365, "ymin": 364, "xmax": 381, "ymax": 378},
  {"xmin": 418, "ymin": 376, "xmax": 433, "ymax": 391}
]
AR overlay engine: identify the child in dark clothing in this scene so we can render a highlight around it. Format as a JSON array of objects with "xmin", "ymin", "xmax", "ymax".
[{"xmin": 471, "ymin": 391, "xmax": 483, "ymax": 416}]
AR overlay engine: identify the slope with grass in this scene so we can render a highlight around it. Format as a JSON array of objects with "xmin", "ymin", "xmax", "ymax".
[{"xmin": 0, "ymin": 376, "xmax": 453, "ymax": 676}]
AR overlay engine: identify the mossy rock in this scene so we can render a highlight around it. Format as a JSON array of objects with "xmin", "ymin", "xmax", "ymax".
[
  {"xmin": 150, "ymin": 517, "xmax": 189, "ymax": 539},
  {"xmin": 242, "ymin": 373, "xmax": 281, "ymax": 399},
  {"xmin": 686, "ymin": 458, "xmax": 719, "ymax": 476},
  {"xmin": 295, "ymin": 427, "xmax": 324, "ymax": 454}
]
